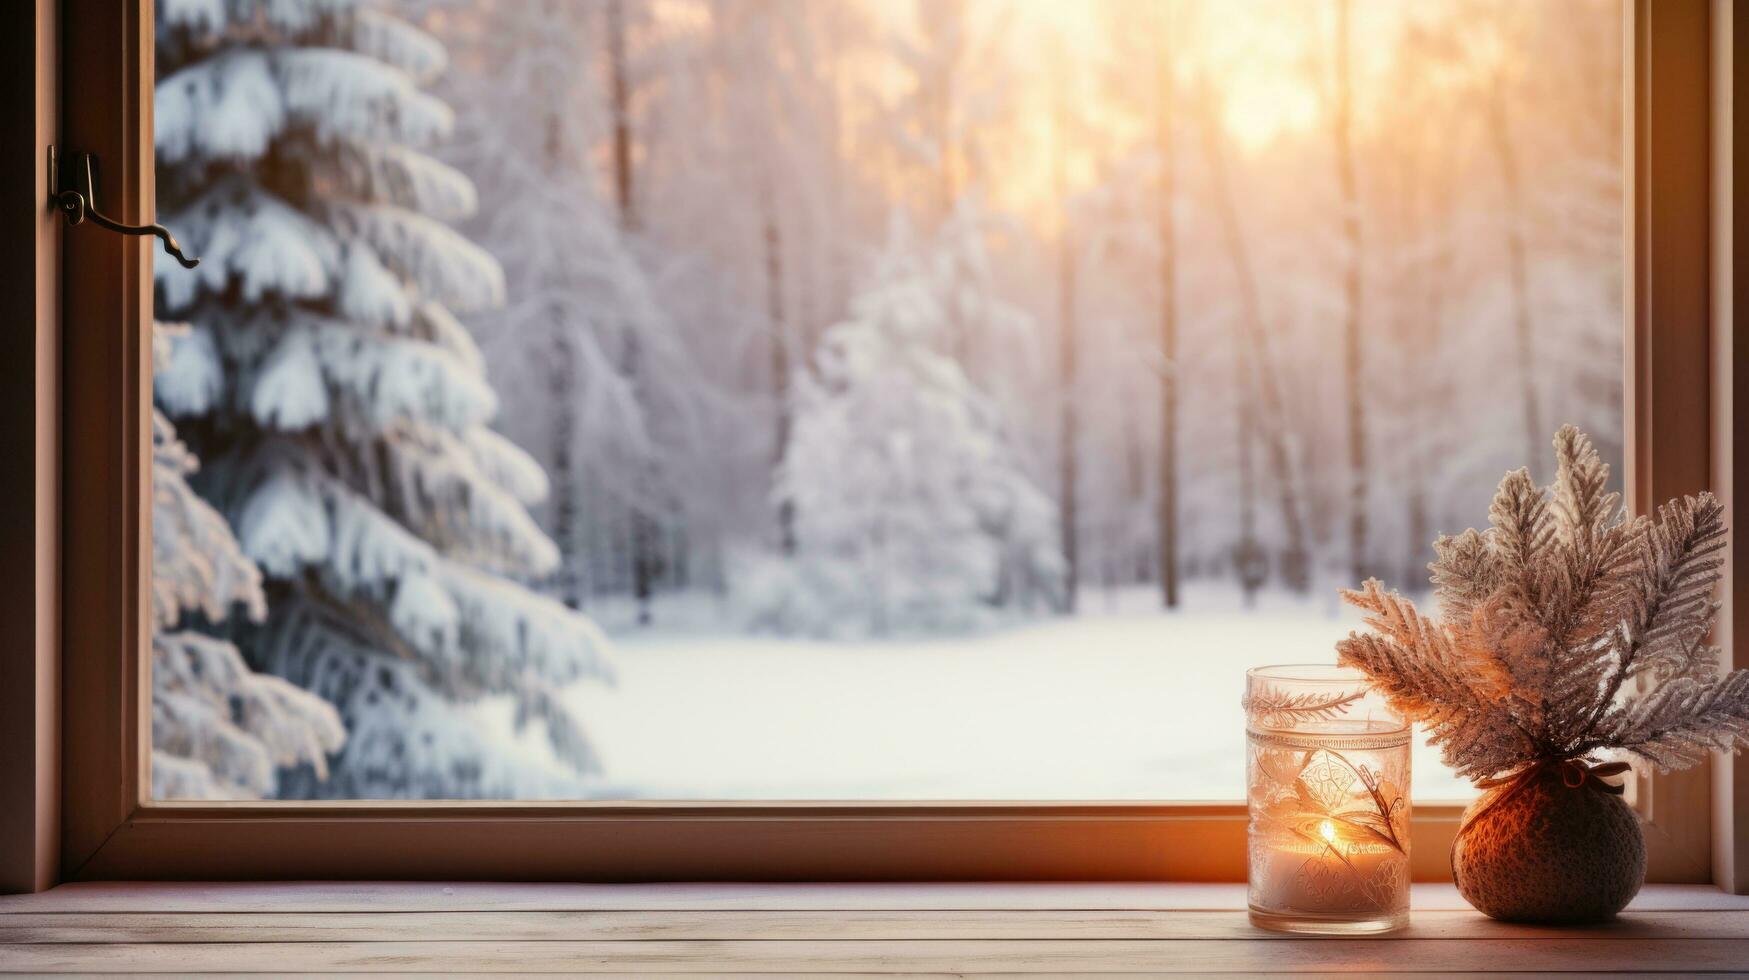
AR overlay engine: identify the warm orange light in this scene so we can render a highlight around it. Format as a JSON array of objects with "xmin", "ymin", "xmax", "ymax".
[{"xmin": 645, "ymin": 1, "xmax": 1445, "ymax": 231}]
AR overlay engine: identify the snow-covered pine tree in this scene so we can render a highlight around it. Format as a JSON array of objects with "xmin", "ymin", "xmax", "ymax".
[
  {"xmin": 752, "ymin": 222, "xmax": 1062, "ymax": 637},
  {"xmin": 152, "ymin": 322, "xmax": 345, "ymax": 800},
  {"xmin": 925, "ymin": 198, "xmax": 1064, "ymax": 610},
  {"xmin": 622, "ymin": 0, "xmax": 878, "ymax": 586},
  {"xmin": 153, "ymin": 0, "xmax": 612, "ymax": 798}
]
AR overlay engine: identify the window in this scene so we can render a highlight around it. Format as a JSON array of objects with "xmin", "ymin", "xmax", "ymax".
[
  {"xmin": 145, "ymin": 0, "xmax": 1626, "ymax": 805},
  {"xmin": 5, "ymin": 0, "xmax": 1728, "ymax": 886}
]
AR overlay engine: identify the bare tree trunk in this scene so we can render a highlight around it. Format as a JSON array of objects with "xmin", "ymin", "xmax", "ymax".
[
  {"xmin": 608, "ymin": 0, "xmax": 635, "ymax": 228},
  {"xmin": 549, "ymin": 331, "xmax": 583, "ymax": 609},
  {"xmin": 1154, "ymin": 6, "xmax": 1181, "ymax": 609},
  {"xmin": 1234, "ymin": 288, "xmax": 1262, "ymax": 606},
  {"xmin": 1398, "ymin": 236, "xmax": 1442, "ymax": 589},
  {"xmin": 1057, "ymin": 217, "xmax": 1080, "ymax": 614},
  {"xmin": 1122, "ymin": 397, "xmax": 1145, "ymax": 583},
  {"xmin": 1054, "ymin": 79, "xmax": 1079, "ymax": 614},
  {"xmin": 766, "ymin": 203, "xmax": 795, "ymax": 554},
  {"xmin": 1402, "ymin": 201, "xmax": 1454, "ymax": 590},
  {"xmin": 607, "ymin": 0, "xmax": 658, "ymax": 625},
  {"xmin": 1237, "ymin": 388, "xmax": 1262, "ymax": 608},
  {"xmin": 1333, "ymin": 0, "xmax": 1368, "ymax": 584},
  {"xmin": 540, "ymin": 81, "xmax": 585, "ymax": 611},
  {"xmin": 1488, "ymin": 74, "xmax": 1542, "ymax": 468},
  {"xmin": 1199, "ymin": 88, "xmax": 1310, "ymax": 592}
]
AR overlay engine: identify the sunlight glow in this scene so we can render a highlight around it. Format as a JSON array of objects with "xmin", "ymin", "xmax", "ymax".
[{"xmin": 835, "ymin": 0, "xmax": 1420, "ymax": 228}]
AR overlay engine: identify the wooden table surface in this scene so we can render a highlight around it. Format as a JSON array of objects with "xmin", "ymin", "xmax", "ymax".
[{"xmin": 1, "ymin": 882, "xmax": 1746, "ymax": 974}]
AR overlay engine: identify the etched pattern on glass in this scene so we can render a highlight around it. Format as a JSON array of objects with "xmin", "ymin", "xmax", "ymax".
[
  {"xmin": 1245, "ymin": 666, "xmax": 1411, "ymax": 931},
  {"xmin": 1247, "ymin": 732, "xmax": 1411, "ymax": 915}
]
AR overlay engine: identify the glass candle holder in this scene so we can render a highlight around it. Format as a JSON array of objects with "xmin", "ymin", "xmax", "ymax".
[{"xmin": 1245, "ymin": 664, "xmax": 1410, "ymax": 934}]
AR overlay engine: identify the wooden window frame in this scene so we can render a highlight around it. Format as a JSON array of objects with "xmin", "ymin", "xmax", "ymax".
[
  {"xmin": 1713, "ymin": 0, "xmax": 1748, "ymax": 895},
  {"xmin": 1630, "ymin": 0, "xmax": 1732, "ymax": 888},
  {"xmin": 0, "ymin": 0, "xmax": 1740, "ymax": 890}
]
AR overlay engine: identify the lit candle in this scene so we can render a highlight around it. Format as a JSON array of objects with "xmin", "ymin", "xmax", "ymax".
[{"xmin": 1254, "ymin": 817, "xmax": 1406, "ymax": 921}]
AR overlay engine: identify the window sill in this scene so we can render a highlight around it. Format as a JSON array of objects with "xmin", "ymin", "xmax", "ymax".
[{"xmin": 2, "ymin": 881, "xmax": 1745, "ymax": 973}]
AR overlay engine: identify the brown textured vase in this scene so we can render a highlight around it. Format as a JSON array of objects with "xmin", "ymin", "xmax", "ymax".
[{"xmin": 1452, "ymin": 766, "xmax": 1645, "ymax": 923}]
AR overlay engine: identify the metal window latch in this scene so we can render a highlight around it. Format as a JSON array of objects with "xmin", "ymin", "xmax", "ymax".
[{"xmin": 49, "ymin": 146, "xmax": 199, "ymax": 269}]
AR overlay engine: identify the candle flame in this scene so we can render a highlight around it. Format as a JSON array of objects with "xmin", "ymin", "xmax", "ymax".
[{"xmin": 1319, "ymin": 820, "xmax": 1337, "ymax": 843}]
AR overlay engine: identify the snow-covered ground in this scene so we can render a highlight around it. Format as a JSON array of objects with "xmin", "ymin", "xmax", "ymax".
[{"xmin": 541, "ymin": 584, "xmax": 1476, "ymax": 802}]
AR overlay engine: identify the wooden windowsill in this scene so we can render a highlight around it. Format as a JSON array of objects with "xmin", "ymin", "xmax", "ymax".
[{"xmin": 1, "ymin": 882, "xmax": 1746, "ymax": 974}]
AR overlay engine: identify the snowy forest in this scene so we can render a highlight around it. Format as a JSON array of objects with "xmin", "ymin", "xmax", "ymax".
[{"xmin": 151, "ymin": 0, "xmax": 1624, "ymax": 801}]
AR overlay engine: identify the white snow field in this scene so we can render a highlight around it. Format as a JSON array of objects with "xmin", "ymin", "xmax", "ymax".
[{"xmin": 543, "ymin": 584, "xmax": 1476, "ymax": 802}]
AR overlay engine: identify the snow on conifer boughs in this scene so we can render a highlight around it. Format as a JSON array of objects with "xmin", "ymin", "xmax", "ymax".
[
  {"xmin": 152, "ymin": 324, "xmax": 345, "ymax": 800},
  {"xmin": 154, "ymin": 0, "xmax": 612, "ymax": 798},
  {"xmin": 1336, "ymin": 425, "xmax": 1744, "ymax": 783},
  {"xmin": 751, "ymin": 223, "xmax": 1063, "ymax": 637}
]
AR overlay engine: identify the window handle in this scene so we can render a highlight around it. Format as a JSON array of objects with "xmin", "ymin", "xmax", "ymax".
[{"xmin": 50, "ymin": 146, "xmax": 199, "ymax": 269}]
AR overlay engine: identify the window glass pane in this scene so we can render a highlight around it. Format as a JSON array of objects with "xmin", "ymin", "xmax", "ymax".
[{"xmin": 150, "ymin": 0, "xmax": 1622, "ymax": 801}]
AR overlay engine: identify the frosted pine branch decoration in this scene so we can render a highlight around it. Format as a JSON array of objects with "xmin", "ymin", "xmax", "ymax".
[{"xmin": 1336, "ymin": 426, "xmax": 1745, "ymax": 785}]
